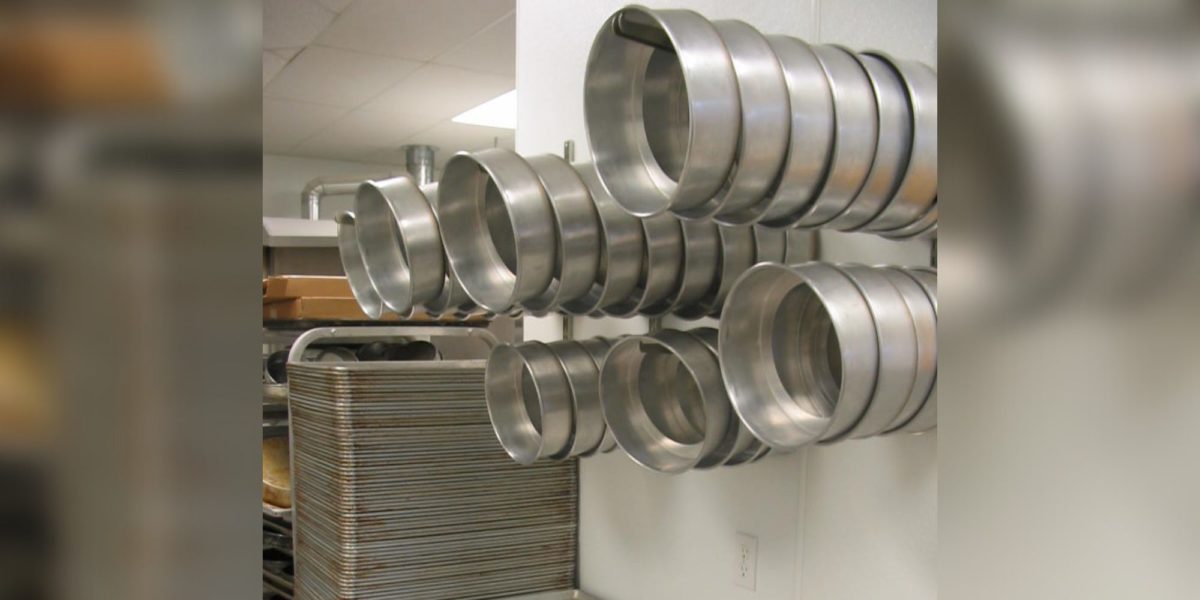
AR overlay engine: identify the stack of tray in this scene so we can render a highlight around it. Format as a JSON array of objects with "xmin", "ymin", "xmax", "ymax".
[{"xmin": 288, "ymin": 360, "xmax": 578, "ymax": 600}]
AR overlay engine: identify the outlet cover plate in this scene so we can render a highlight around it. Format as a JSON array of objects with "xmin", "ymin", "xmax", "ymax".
[{"xmin": 736, "ymin": 532, "xmax": 758, "ymax": 591}]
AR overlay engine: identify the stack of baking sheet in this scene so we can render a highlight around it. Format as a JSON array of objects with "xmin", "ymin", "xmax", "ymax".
[{"xmin": 288, "ymin": 360, "xmax": 578, "ymax": 600}]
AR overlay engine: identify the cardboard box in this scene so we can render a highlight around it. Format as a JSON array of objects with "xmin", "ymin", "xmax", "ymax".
[{"xmin": 263, "ymin": 276, "xmax": 353, "ymax": 301}]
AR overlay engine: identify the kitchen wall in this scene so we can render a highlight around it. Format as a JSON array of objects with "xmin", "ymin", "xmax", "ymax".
[
  {"xmin": 515, "ymin": 1, "xmax": 937, "ymax": 599},
  {"xmin": 263, "ymin": 154, "xmax": 405, "ymax": 218}
]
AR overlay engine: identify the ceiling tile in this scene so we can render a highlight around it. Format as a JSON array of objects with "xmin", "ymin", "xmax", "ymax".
[
  {"xmin": 272, "ymin": 47, "xmax": 302, "ymax": 61},
  {"xmin": 433, "ymin": 13, "xmax": 515, "ymax": 76},
  {"xmin": 263, "ymin": 51, "xmax": 287, "ymax": 88},
  {"xmin": 264, "ymin": 46, "xmax": 421, "ymax": 108},
  {"xmin": 362, "ymin": 63, "xmax": 513, "ymax": 124},
  {"xmin": 317, "ymin": 0, "xmax": 514, "ymax": 61},
  {"xmin": 308, "ymin": 107, "xmax": 442, "ymax": 152},
  {"xmin": 263, "ymin": 98, "xmax": 346, "ymax": 151},
  {"xmin": 264, "ymin": 0, "xmax": 335, "ymax": 49}
]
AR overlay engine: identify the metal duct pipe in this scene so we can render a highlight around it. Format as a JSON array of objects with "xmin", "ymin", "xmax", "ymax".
[
  {"xmin": 403, "ymin": 144, "xmax": 437, "ymax": 186},
  {"xmin": 301, "ymin": 176, "xmax": 364, "ymax": 221}
]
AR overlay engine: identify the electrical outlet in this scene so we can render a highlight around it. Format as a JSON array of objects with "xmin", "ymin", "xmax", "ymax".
[{"xmin": 735, "ymin": 532, "xmax": 758, "ymax": 591}]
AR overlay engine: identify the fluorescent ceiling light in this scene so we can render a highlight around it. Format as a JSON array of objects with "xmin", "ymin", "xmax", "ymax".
[{"xmin": 452, "ymin": 90, "xmax": 517, "ymax": 129}]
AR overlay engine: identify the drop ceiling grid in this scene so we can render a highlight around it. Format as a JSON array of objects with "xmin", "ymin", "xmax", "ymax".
[{"xmin": 264, "ymin": 0, "xmax": 516, "ymax": 165}]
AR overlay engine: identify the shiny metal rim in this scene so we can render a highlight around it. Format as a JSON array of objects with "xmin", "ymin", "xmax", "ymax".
[
  {"xmin": 683, "ymin": 20, "xmax": 790, "ymax": 220},
  {"xmin": 750, "ymin": 36, "xmax": 834, "ymax": 225},
  {"xmin": 784, "ymin": 229, "xmax": 816, "ymax": 264},
  {"xmin": 878, "ymin": 267, "xmax": 938, "ymax": 431},
  {"xmin": 859, "ymin": 53, "xmax": 937, "ymax": 232},
  {"xmin": 826, "ymin": 264, "xmax": 919, "ymax": 441},
  {"xmin": 419, "ymin": 183, "xmax": 475, "ymax": 316},
  {"xmin": 576, "ymin": 337, "xmax": 617, "ymax": 456},
  {"xmin": 658, "ymin": 219, "xmax": 719, "ymax": 316},
  {"xmin": 583, "ymin": 5, "xmax": 740, "ymax": 216},
  {"xmin": 439, "ymin": 149, "xmax": 556, "ymax": 312},
  {"xmin": 678, "ymin": 224, "xmax": 755, "ymax": 319},
  {"xmin": 887, "ymin": 268, "xmax": 937, "ymax": 433},
  {"xmin": 484, "ymin": 342, "xmax": 574, "ymax": 463},
  {"xmin": 686, "ymin": 327, "xmax": 756, "ymax": 468},
  {"xmin": 719, "ymin": 262, "xmax": 879, "ymax": 447},
  {"xmin": 561, "ymin": 165, "xmax": 644, "ymax": 315},
  {"xmin": 523, "ymin": 155, "xmax": 601, "ymax": 313},
  {"xmin": 355, "ymin": 176, "xmax": 446, "ymax": 314},
  {"xmin": 604, "ymin": 213, "xmax": 683, "ymax": 317},
  {"xmin": 599, "ymin": 331, "xmax": 730, "ymax": 472},
  {"xmin": 752, "ymin": 226, "xmax": 787, "ymax": 264},
  {"xmin": 547, "ymin": 340, "xmax": 606, "ymax": 457},
  {"xmin": 773, "ymin": 45, "xmax": 879, "ymax": 228},
  {"xmin": 824, "ymin": 52, "xmax": 914, "ymax": 230},
  {"xmin": 335, "ymin": 211, "xmax": 385, "ymax": 320},
  {"xmin": 878, "ymin": 200, "xmax": 938, "ymax": 239}
]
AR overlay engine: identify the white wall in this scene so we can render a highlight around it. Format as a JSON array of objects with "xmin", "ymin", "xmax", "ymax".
[
  {"xmin": 515, "ymin": 1, "xmax": 936, "ymax": 599},
  {"xmin": 263, "ymin": 154, "xmax": 406, "ymax": 218}
]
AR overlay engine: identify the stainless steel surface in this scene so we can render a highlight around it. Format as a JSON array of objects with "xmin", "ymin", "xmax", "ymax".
[
  {"xmin": 440, "ymin": 149, "xmax": 557, "ymax": 312},
  {"xmin": 824, "ymin": 52, "xmax": 914, "ymax": 230},
  {"xmin": 334, "ymin": 212, "xmax": 385, "ymax": 320},
  {"xmin": 524, "ymin": 155, "xmax": 601, "ymax": 314},
  {"xmin": 654, "ymin": 219, "xmax": 719, "ymax": 317},
  {"xmin": 584, "ymin": 6, "xmax": 740, "ymax": 216},
  {"xmin": 685, "ymin": 20, "xmax": 789, "ymax": 221},
  {"xmin": 719, "ymin": 263, "xmax": 879, "ymax": 448},
  {"xmin": 600, "ymin": 330, "xmax": 731, "ymax": 473},
  {"xmin": 879, "ymin": 267, "xmax": 938, "ymax": 431},
  {"xmin": 677, "ymin": 224, "xmax": 754, "ymax": 319},
  {"xmin": 578, "ymin": 337, "xmax": 619, "ymax": 455},
  {"xmin": 403, "ymin": 144, "xmax": 437, "ymax": 187},
  {"xmin": 784, "ymin": 229, "xmax": 817, "ymax": 264},
  {"xmin": 781, "ymin": 45, "xmax": 879, "ymax": 228},
  {"xmin": 755, "ymin": 36, "xmax": 834, "ymax": 225},
  {"xmin": 604, "ymin": 213, "xmax": 683, "ymax": 317},
  {"xmin": 287, "ymin": 327, "xmax": 575, "ymax": 600},
  {"xmin": 752, "ymin": 226, "xmax": 787, "ymax": 264},
  {"xmin": 355, "ymin": 176, "xmax": 445, "ymax": 314},
  {"xmin": 878, "ymin": 200, "xmax": 938, "ymax": 239},
  {"xmin": 685, "ymin": 327, "xmax": 755, "ymax": 468},
  {"xmin": 548, "ymin": 339, "xmax": 607, "ymax": 457},
  {"xmin": 832, "ymin": 264, "xmax": 919, "ymax": 440},
  {"xmin": 485, "ymin": 342, "xmax": 575, "ymax": 464},
  {"xmin": 562, "ymin": 164, "xmax": 644, "ymax": 315},
  {"xmin": 422, "ymin": 183, "xmax": 478, "ymax": 316},
  {"xmin": 860, "ymin": 53, "xmax": 938, "ymax": 231},
  {"xmin": 888, "ymin": 268, "xmax": 937, "ymax": 433}
]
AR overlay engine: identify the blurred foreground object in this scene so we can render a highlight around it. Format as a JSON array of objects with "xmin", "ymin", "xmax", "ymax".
[{"xmin": 941, "ymin": 5, "xmax": 1200, "ymax": 600}]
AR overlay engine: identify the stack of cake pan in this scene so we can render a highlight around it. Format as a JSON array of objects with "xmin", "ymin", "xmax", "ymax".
[{"xmin": 288, "ymin": 360, "xmax": 577, "ymax": 600}]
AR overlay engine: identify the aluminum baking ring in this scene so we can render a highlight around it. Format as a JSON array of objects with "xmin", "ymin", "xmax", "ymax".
[
  {"xmin": 859, "ymin": 53, "xmax": 937, "ymax": 232},
  {"xmin": 678, "ymin": 224, "xmax": 755, "ymax": 319},
  {"xmin": 686, "ymin": 327, "xmax": 757, "ymax": 468},
  {"xmin": 827, "ymin": 264, "xmax": 919, "ymax": 441},
  {"xmin": 420, "ymin": 183, "xmax": 477, "ymax": 316},
  {"xmin": 674, "ymin": 19, "xmax": 789, "ymax": 221},
  {"xmin": 823, "ymin": 52, "xmax": 913, "ymax": 231},
  {"xmin": 584, "ymin": 5, "xmax": 740, "ymax": 217},
  {"xmin": 355, "ymin": 175, "xmax": 446, "ymax": 315},
  {"xmin": 771, "ymin": 45, "xmax": 879, "ymax": 228},
  {"xmin": 599, "ymin": 330, "xmax": 731, "ymax": 472},
  {"xmin": 719, "ymin": 262, "xmax": 878, "ymax": 447},
  {"xmin": 574, "ymin": 337, "xmax": 615, "ymax": 456},
  {"xmin": 878, "ymin": 267, "xmax": 937, "ymax": 431},
  {"xmin": 752, "ymin": 226, "xmax": 787, "ymax": 264},
  {"xmin": 485, "ymin": 342, "xmax": 574, "ymax": 464},
  {"xmin": 335, "ymin": 211, "xmax": 385, "ymax": 320},
  {"xmin": 522, "ymin": 155, "xmax": 601, "ymax": 314},
  {"xmin": 644, "ymin": 219, "xmax": 718, "ymax": 317},
  {"xmin": 746, "ymin": 36, "xmax": 834, "ymax": 225},
  {"xmin": 879, "ymin": 200, "xmax": 938, "ymax": 239},
  {"xmin": 547, "ymin": 340, "xmax": 606, "ymax": 457},
  {"xmin": 561, "ymin": 164, "xmax": 645, "ymax": 316},
  {"xmin": 887, "ymin": 268, "xmax": 937, "ymax": 433},
  {"xmin": 439, "ymin": 149, "xmax": 556, "ymax": 312},
  {"xmin": 604, "ymin": 213, "xmax": 683, "ymax": 317}
]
